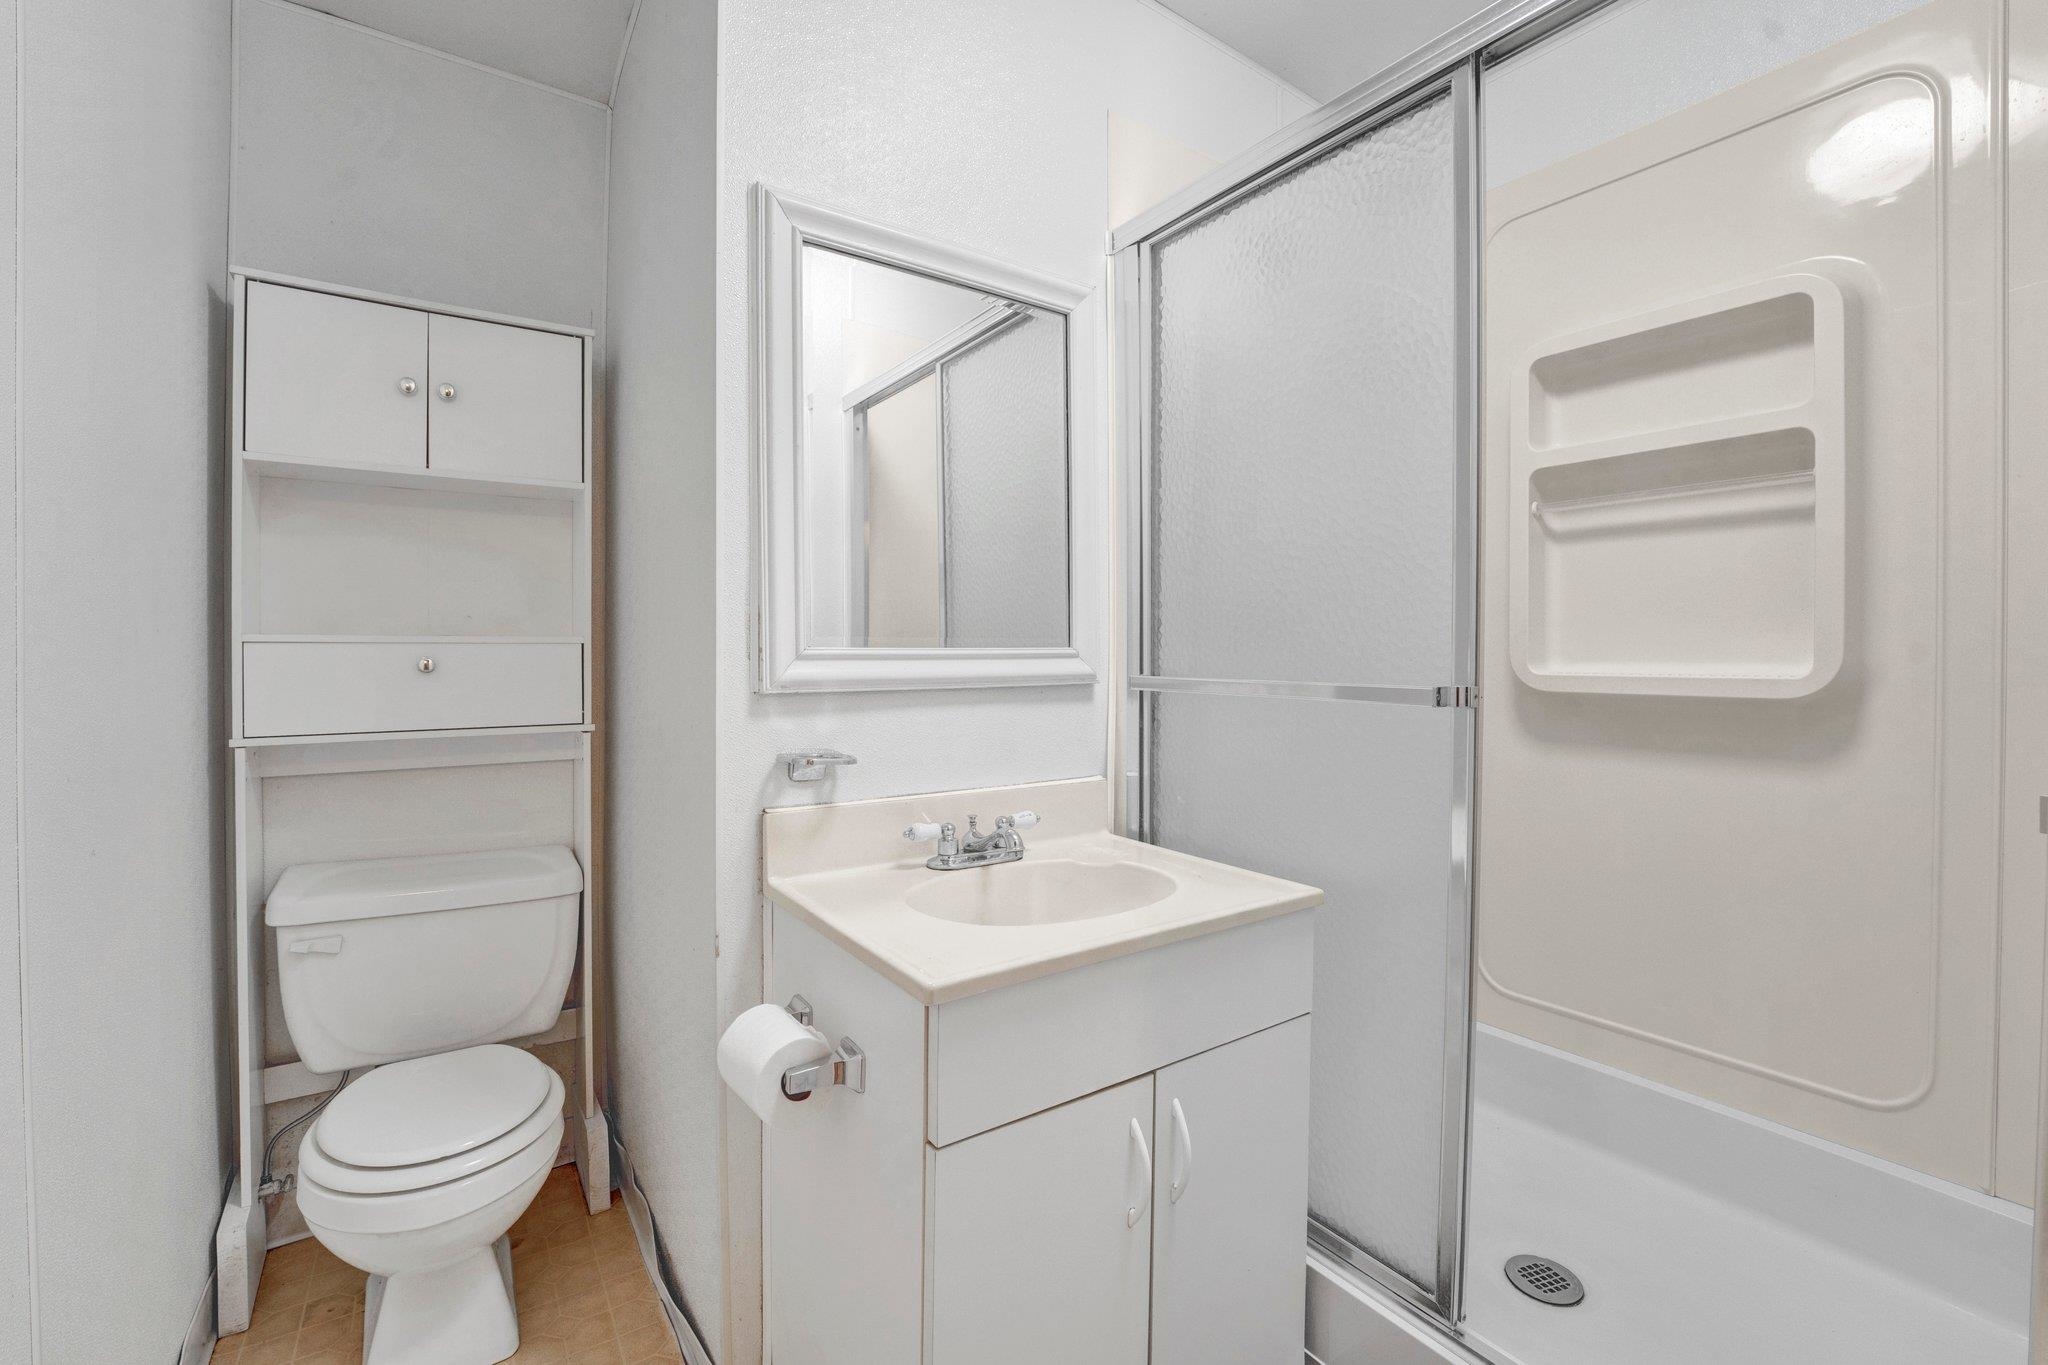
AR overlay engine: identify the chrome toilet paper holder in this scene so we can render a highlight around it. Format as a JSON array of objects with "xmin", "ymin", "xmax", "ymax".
[{"xmin": 780, "ymin": 995, "xmax": 866, "ymax": 1099}]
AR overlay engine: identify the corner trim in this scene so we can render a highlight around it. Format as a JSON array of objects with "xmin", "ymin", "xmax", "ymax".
[
  {"xmin": 179, "ymin": 1269, "xmax": 217, "ymax": 1365},
  {"xmin": 610, "ymin": 1120, "xmax": 714, "ymax": 1365}
]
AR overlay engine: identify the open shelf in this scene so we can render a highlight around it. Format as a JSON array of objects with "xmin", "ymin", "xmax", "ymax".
[
  {"xmin": 242, "ymin": 472, "xmax": 582, "ymax": 641},
  {"xmin": 1508, "ymin": 274, "xmax": 1845, "ymax": 698},
  {"xmin": 242, "ymin": 451, "xmax": 586, "ymax": 500}
]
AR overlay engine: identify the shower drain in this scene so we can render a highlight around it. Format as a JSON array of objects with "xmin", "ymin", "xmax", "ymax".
[{"xmin": 1504, "ymin": 1255, "xmax": 1585, "ymax": 1307}]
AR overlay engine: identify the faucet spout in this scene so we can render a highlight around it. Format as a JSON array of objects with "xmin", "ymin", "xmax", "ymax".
[{"xmin": 913, "ymin": 811, "xmax": 1035, "ymax": 871}]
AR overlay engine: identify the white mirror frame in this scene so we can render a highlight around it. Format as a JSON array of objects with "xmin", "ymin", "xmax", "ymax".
[{"xmin": 752, "ymin": 184, "xmax": 1098, "ymax": 692}]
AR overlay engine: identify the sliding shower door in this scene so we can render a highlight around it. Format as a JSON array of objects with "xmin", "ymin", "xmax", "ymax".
[{"xmin": 1116, "ymin": 70, "xmax": 1476, "ymax": 1319}]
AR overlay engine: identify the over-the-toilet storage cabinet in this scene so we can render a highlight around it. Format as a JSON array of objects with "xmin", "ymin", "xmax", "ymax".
[
  {"xmin": 768, "ymin": 906, "xmax": 1312, "ymax": 1364},
  {"xmin": 235, "ymin": 277, "xmax": 590, "ymax": 741},
  {"xmin": 216, "ymin": 271, "xmax": 601, "ymax": 1335}
]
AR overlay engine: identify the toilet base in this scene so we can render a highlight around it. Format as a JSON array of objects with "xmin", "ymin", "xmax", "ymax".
[{"xmin": 363, "ymin": 1235, "xmax": 519, "ymax": 1365}]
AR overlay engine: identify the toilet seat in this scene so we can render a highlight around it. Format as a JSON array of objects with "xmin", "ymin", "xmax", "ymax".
[
  {"xmin": 317, "ymin": 1043, "xmax": 556, "ymax": 1169},
  {"xmin": 296, "ymin": 1046, "xmax": 565, "ymax": 1236}
]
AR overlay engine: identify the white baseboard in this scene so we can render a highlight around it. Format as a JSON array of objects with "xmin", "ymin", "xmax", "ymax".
[
  {"xmin": 212, "ymin": 1177, "xmax": 266, "ymax": 1336},
  {"xmin": 611, "ymin": 1122, "xmax": 715, "ymax": 1365}
]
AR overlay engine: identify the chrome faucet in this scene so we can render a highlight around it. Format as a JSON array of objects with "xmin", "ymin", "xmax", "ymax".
[{"xmin": 903, "ymin": 810, "xmax": 1040, "ymax": 871}]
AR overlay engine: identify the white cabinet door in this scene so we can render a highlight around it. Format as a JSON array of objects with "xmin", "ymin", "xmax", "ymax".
[
  {"xmin": 1151, "ymin": 1016, "xmax": 1312, "ymax": 1365},
  {"xmin": 927, "ymin": 1076, "xmax": 1153, "ymax": 1365},
  {"xmin": 426, "ymin": 313, "xmax": 583, "ymax": 483},
  {"xmin": 244, "ymin": 281, "xmax": 428, "ymax": 468}
]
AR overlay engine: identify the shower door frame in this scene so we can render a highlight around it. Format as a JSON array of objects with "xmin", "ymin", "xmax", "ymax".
[{"xmin": 1107, "ymin": 0, "xmax": 1621, "ymax": 1333}]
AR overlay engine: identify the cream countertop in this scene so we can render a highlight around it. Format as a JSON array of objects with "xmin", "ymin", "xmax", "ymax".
[{"xmin": 760, "ymin": 778, "xmax": 1321, "ymax": 1005}]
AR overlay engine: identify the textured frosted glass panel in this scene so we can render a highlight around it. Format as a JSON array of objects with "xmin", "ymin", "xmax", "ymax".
[
  {"xmin": 1149, "ymin": 95, "xmax": 1457, "ymax": 685},
  {"xmin": 1149, "ymin": 692, "xmax": 1456, "ymax": 1292},
  {"xmin": 942, "ymin": 311, "xmax": 1069, "ymax": 647}
]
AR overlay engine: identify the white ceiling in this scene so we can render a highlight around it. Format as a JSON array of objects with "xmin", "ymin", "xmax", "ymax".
[
  {"xmin": 288, "ymin": 0, "xmax": 640, "ymax": 104},
  {"xmin": 1153, "ymin": 0, "xmax": 1484, "ymax": 102}
]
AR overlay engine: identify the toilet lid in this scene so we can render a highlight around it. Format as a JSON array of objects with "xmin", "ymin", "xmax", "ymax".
[{"xmin": 315, "ymin": 1044, "xmax": 554, "ymax": 1168}]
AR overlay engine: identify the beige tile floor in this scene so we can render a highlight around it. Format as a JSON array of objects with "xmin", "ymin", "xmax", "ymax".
[{"xmin": 214, "ymin": 1167, "xmax": 681, "ymax": 1365}]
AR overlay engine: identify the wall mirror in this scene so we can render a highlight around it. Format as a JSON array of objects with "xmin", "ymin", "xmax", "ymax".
[{"xmin": 753, "ymin": 186, "xmax": 1094, "ymax": 691}]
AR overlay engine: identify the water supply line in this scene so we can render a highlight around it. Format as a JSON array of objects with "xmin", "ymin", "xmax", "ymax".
[{"xmin": 257, "ymin": 1069, "xmax": 352, "ymax": 1199}]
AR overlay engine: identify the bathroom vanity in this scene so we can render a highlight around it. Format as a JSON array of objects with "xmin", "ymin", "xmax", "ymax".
[{"xmin": 758, "ymin": 777, "xmax": 1320, "ymax": 1365}]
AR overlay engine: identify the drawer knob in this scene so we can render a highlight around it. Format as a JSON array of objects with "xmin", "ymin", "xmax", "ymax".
[
  {"xmin": 398, "ymin": 376, "xmax": 418, "ymax": 396},
  {"xmin": 437, "ymin": 382, "xmax": 457, "ymax": 401},
  {"xmin": 417, "ymin": 657, "xmax": 436, "ymax": 674}
]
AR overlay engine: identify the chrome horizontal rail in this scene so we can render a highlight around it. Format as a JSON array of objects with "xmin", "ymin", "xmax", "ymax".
[{"xmin": 1129, "ymin": 675, "xmax": 1472, "ymax": 707}]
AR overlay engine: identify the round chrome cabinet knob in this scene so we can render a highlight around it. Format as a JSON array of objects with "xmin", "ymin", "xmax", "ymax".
[
  {"xmin": 398, "ymin": 376, "xmax": 418, "ymax": 396},
  {"xmin": 437, "ymin": 383, "xmax": 457, "ymax": 401},
  {"xmin": 416, "ymin": 657, "xmax": 436, "ymax": 674}
]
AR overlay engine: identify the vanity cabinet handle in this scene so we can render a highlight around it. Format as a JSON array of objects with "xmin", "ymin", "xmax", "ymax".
[
  {"xmin": 1169, "ymin": 1098, "xmax": 1193, "ymax": 1203},
  {"xmin": 398, "ymin": 376, "xmax": 418, "ymax": 396},
  {"xmin": 416, "ymin": 657, "xmax": 436, "ymax": 674},
  {"xmin": 437, "ymin": 382, "xmax": 457, "ymax": 401},
  {"xmin": 1127, "ymin": 1118, "xmax": 1152, "ymax": 1229}
]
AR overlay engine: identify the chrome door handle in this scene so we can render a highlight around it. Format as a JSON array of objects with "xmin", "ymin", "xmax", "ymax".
[
  {"xmin": 437, "ymin": 382, "xmax": 456, "ymax": 401},
  {"xmin": 398, "ymin": 376, "xmax": 418, "ymax": 396}
]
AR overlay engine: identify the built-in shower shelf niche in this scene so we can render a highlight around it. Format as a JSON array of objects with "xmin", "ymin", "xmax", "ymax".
[{"xmin": 1508, "ymin": 273, "xmax": 1845, "ymax": 698}]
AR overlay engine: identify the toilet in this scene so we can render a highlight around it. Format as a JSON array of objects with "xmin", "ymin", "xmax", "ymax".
[{"xmin": 265, "ymin": 844, "xmax": 584, "ymax": 1365}]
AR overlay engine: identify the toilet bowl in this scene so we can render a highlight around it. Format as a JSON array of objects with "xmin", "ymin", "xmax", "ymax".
[{"xmin": 295, "ymin": 1044, "xmax": 566, "ymax": 1365}]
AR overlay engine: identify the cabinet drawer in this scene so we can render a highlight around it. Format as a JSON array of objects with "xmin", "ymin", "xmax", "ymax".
[
  {"xmin": 242, "ymin": 641, "xmax": 583, "ymax": 737},
  {"xmin": 926, "ymin": 910, "xmax": 1313, "ymax": 1145}
]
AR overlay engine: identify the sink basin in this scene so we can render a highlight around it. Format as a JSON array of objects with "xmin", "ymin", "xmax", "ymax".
[{"xmin": 905, "ymin": 858, "xmax": 1178, "ymax": 927}]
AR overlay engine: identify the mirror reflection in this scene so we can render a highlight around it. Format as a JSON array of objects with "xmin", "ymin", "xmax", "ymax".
[{"xmin": 798, "ymin": 244, "xmax": 1069, "ymax": 650}]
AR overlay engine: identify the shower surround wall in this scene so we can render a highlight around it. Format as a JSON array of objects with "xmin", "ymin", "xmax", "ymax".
[{"xmin": 1475, "ymin": 0, "xmax": 2028, "ymax": 1201}]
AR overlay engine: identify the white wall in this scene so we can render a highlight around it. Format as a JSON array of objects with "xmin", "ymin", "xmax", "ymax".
[
  {"xmin": 12, "ymin": 0, "xmax": 231, "ymax": 1356},
  {"xmin": 602, "ymin": 0, "xmax": 721, "ymax": 1351},
  {"xmin": 0, "ymin": 0, "xmax": 24, "ymax": 1353},
  {"xmin": 230, "ymin": 0, "xmax": 609, "ymax": 329},
  {"xmin": 226, "ymin": 0, "xmax": 617, "ymax": 1253},
  {"xmin": 706, "ymin": 3, "xmax": 1307, "ymax": 1358}
]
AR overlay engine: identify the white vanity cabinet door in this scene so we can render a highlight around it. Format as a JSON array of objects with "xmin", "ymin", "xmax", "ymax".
[
  {"xmin": 926, "ymin": 1076, "xmax": 1153, "ymax": 1365},
  {"xmin": 244, "ymin": 282, "xmax": 428, "ymax": 469},
  {"xmin": 1149, "ymin": 1016, "xmax": 1312, "ymax": 1365},
  {"xmin": 426, "ymin": 314, "xmax": 583, "ymax": 483}
]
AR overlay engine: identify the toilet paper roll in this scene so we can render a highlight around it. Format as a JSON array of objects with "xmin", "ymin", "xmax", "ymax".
[{"xmin": 718, "ymin": 1002, "xmax": 833, "ymax": 1124}]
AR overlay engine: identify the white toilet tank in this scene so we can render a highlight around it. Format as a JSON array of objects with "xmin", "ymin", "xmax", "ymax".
[{"xmin": 266, "ymin": 844, "xmax": 583, "ymax": 1074}]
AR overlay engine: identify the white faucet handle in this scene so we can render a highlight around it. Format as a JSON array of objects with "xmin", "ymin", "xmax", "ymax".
[
  {"xmin": 903, "ymin": 822, "xmax": 945, "ymax": 843},
  {"xmin": 1006, "ymin": 811, "xmax": 1040, "ymax": 830}
]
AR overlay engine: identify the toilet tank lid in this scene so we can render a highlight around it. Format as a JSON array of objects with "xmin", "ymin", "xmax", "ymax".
[{"xmin": 266, "ymin": 845, "xmax": 583, "ymax": 928}]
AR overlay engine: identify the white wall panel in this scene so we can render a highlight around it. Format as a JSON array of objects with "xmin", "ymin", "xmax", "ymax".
[
  {"xmin": 603, "ymin": 0, "xmax": 722, "ymax": 1350},
  {"xmin": 231, "ymin": 0, "xmax": 609, "ymax": 329},
  {"xmin": 16, "ymin": 0, "xmax": 231, "ymax": 1356},
  {"xmin": 0, "ymin": 0, "xmax": 24, "ymax": 1354}
]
